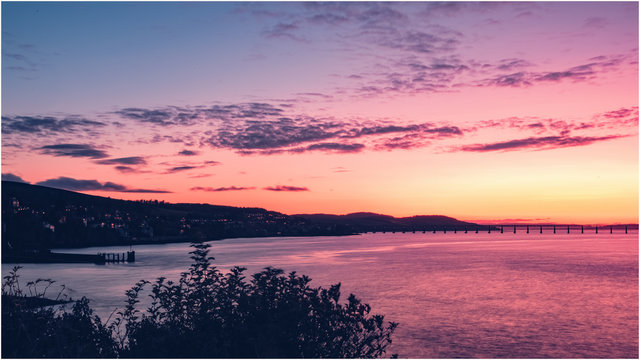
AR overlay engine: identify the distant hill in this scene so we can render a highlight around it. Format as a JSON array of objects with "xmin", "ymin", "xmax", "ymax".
[
  {"xmin": 1, "ymin": 181, "xmax": 353, "ymax": 251},
  {"xmin": 294, "ymin": 212, "xmax": 483, "ymax": 232},
  {"xmin": 1, "ymin": 181, "xmax": 484, "ymax": 252}
]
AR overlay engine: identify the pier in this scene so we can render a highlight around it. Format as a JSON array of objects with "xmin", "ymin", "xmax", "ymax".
[
  {"xmin": 97, "ymin": 251, "xmax": 136, "ymax": 264},
  {"xmin": 3, "ymin": 250, "xmax": 136, "ymax": 265},
  {"xmin": 364, "ymin": 224, "xmax": 636, "ymax": 235}
]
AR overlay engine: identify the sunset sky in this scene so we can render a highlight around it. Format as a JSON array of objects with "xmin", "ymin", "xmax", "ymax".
[{"xmin": 2, "ymin": 1, "xmax": 638, "ymax": 224}]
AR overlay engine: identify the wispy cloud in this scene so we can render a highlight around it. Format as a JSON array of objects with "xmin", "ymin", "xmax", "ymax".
[
  {"xmin": 191, "ymin": 186, "xmax": 255, "ymax": 192},
  {"xmin": 473, "ymin": 55, "xmax": 626, "ymax": 88},
  {"xmin": 35, "ymin": 176, "xmax": 171, "ymax": 193},
  {"xmin": 163, "ymin": 160, "xmax": 220, "ymax": 174},
  {"xmin": 332, "ymin": 167, "xmax": 350, "ymax": 173},
  {"xmin": 114, "ymin": 108, "xmax": 179, "ymax": 126},
  {"xmin": 39, "ymin": 144, "xmax": 108, "ymax": 159},
  {"xmin": 457, "ymin": 134, "xmax": 627, "ymax": 152},
  {"xmin": 96, "ymin": 156, "xmax": 147, "ymax": 165},
  {"xmin": 2, "ymin": 115, "xmax": 105, "ymax": 135},
  {"xmin": 114, "ymin": 166, "xmax": 144, "ymax": 174},
  {"xmin": 2, "ymin": 173, "xmax": 28, "ymax": 183},
  {"xmin": 263, "ymin": 22, "xmax": 306, "ymax": 41},
  {"xmin": 305, "ymin": 142, "xmax": 365, "ymax": 153},
  {"xmin": 263, "ymin": 185, "xmax": 309, "ymax": 192},
  {"xmin": 166, "ymin": 166, "xmax": 198, "ymax": 173},
  {"xmin": 178, "ymin": 149, "xmax": 199, "ymax": 156},
  {"xmin": 474, "ymin": 107, "xmax": 639, "ymax": 135}
]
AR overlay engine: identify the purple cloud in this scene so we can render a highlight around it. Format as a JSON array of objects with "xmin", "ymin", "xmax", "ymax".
[
  {"xmin": 263, "ymin": 185, "xmax": 310, "ymax": 192},
  {"xmin": 2, "ymin": 173, "xmax": 28, "ymax": 183},
  {"xmin": 166, "ymin": 166, "xmax": 198, "ymax": 173},
  {"xmin": 458, "ymin": 134, "xmax": 627, "ymax": 152},
  {"xmin": 39, "ymin": 144, "xmax": 108, "ymax": 159},
  {"xmin": 178, "ymin": 149, "xmax": 199, "ymax": 156},
  {"xmin": 306, "ymin": 142, "xmax": 365, "ymax": 153},
  {"xmin": 1, "ymin": 115, "xmax": 105, "ymax": 135},
  {"xmin": 34, "ymin": 176, "xmax": 171, "ymax": 193},
  {"xmin": 96, "ymin": 156, "xmax": 147, "ymax": 165},
  {"xmin": 191, "ymin": 186, "xmax": 255, "ymax": 192}
]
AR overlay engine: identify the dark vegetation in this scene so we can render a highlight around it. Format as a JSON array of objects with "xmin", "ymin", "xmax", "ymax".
[
  {"xmin": 295, "ymin": 212, "xmax": 483, "ymax": 232},
  {"xmin": 1, "ymin": 243, "xmax": 398, "ymax": 358},
  {"xmin": 2, "ymin": 181, "xmax": 355, "ymax": 253},
  {"xmin": 2, "ymin": 180, "xmax": 480, "ymax": 254}
]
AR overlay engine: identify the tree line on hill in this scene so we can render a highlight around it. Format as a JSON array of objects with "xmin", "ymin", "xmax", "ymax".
[{"xmin": 2, "ymin": 180, "xmax": 480, "ymax": 253}]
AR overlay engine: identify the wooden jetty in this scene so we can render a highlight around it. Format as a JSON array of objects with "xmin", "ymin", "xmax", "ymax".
[
  {"xmin": 97, "ymin": 251, "xmax": 136, "ymax": 264},
  {"xmin": 3, "ymin": 249, "xmax": 135, "ymax": 265}
]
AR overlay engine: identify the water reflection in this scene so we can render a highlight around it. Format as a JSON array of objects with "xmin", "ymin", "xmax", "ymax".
[{"xmin": 2, "ymin": 232, "xmax": 637, "ymax": 358}]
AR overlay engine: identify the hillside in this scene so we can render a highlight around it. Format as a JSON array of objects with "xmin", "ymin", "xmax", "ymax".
[
  {"xmin": 1, "ymin": 181, "xmax": 352, "ymax": 250},
  {"xmin": 2, "ymin": 181, "xmax": 483, "ymax": 251},
  {"xmin": 294, "ymin": 212, "xmax": 482, "ymax": 231}
]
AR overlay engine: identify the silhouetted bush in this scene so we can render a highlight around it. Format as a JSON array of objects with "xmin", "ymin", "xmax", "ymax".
[
  {"xmin": 117, "ymin": 242, "xmax": 397, "ymax": 358},
  {"xmin": 1, "ymin": 243, "xmax": 397, "ymax": 358},
  {"xmin": 1, "ymin": 267, "xmax": 116, "ymax": 358}
]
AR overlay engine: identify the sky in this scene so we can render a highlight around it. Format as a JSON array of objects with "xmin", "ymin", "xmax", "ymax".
[{"xmin": 1, "ymin": 1, "xmax": 638, "ymax": 224}]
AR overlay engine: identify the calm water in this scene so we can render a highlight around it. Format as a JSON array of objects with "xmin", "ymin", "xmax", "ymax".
[{"xmin": 3, "ymin": 232, "xmax": 638, "ymax": 358}]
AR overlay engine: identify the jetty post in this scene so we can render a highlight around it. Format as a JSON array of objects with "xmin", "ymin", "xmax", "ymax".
[{"xmin": 526, "ymin": 225, "xmax": 529, "ymax": 234}]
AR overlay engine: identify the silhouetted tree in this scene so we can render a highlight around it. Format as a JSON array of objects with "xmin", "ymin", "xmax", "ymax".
[
  {"xmin": 1, "ymin": 244, "xmax": 397, "ymax": 358},
  {"xmin": 1, "ymin": 267, "xmax": 116, "ymax": 358},
  {"xmin": 118, "ymin": 242, "xmax": 397, "ymax": 358}
]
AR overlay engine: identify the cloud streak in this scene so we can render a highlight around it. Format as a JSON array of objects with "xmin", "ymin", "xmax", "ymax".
[
  {"xmin": 96, "ymin": 156, "xmax": 147, "ymax": 165},
  {"xmin": 162, "ymin": 160, "xmax": 221, "ymax": 174},
  {"xmin": 2, "ymin": 115, "xmax": 106, "ymax": 135},
  {"xmin": 2, "ymin": 173, "xmax": 28, "ymax": 183},
  {"xmin": 263, "ymin": 185, "xmax": 310, "ymax": 192},
  {"xmin": 39, "ymin": 144, "xmax": 108, "ymax": 159},
  {"xmin": 35, "ymin": 176, "xmax": 171, "ymax": 193},
  {"xmin": 178, "ymin": 149, "xmax": 199, "ymax": 156},
  {"xmin": 113, "ymin": 101, "xmax": 465, "ymax": 155},
  {"xmin": 457, "ymin": 134, "xmax": 627, "ymax": 152},
  {"xmin": 473, "ymin": 55, "xmax": 626, "ymax": 88},
  {"xmin": 191, "ymin": 186, "xmax": 255, "ymax": 192}
]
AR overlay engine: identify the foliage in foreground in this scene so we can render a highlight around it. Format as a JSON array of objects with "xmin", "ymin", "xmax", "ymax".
[
  {"xmin": 2, "ymin": 243, "xmax": 397, "ymax": 358},
  {"xmin": 1, "ymin": 267, "xmax": 116, "ymax": 358}
]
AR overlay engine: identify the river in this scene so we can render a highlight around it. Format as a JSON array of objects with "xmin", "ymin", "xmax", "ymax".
[{"xmin": 2, "ymin": 232, "xmax": 638, "ymax": 358}]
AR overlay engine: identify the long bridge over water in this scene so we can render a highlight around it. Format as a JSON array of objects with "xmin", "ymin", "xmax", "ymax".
[{"xmin": 365, "ymin": 224, "xmax": 638, "ymax": 235}]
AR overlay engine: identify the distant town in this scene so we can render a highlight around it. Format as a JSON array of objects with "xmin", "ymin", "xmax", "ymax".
[
  {"xmin": 2, "ymin": 181, "xmax": 482, "ymax": 255},
  {"xmin": 2, "ymin": 181, "xmax": 362, "ymax": 253}
]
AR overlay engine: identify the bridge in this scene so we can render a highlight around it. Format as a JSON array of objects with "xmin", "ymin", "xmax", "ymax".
[{"xmin": 364, "ymin": 224, "xmax": 637, "ymax": 235}]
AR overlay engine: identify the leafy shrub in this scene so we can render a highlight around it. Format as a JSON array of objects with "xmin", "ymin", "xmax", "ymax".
[
  {"xmin": 117, "ymin": 242, "xmax": 397, "ymax": 358},
  {"xmin": 1, "ymin": 267, "xmax": 116, "ymax": 358},
  {"xmin": 1, "ymin": 243, "xmax": 397, "ymax": 358}
]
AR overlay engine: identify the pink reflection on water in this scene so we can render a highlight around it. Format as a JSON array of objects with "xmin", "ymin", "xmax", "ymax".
[{"xmin": 2, "ymin": 232, "xmax": 637, "ymax": 358}]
